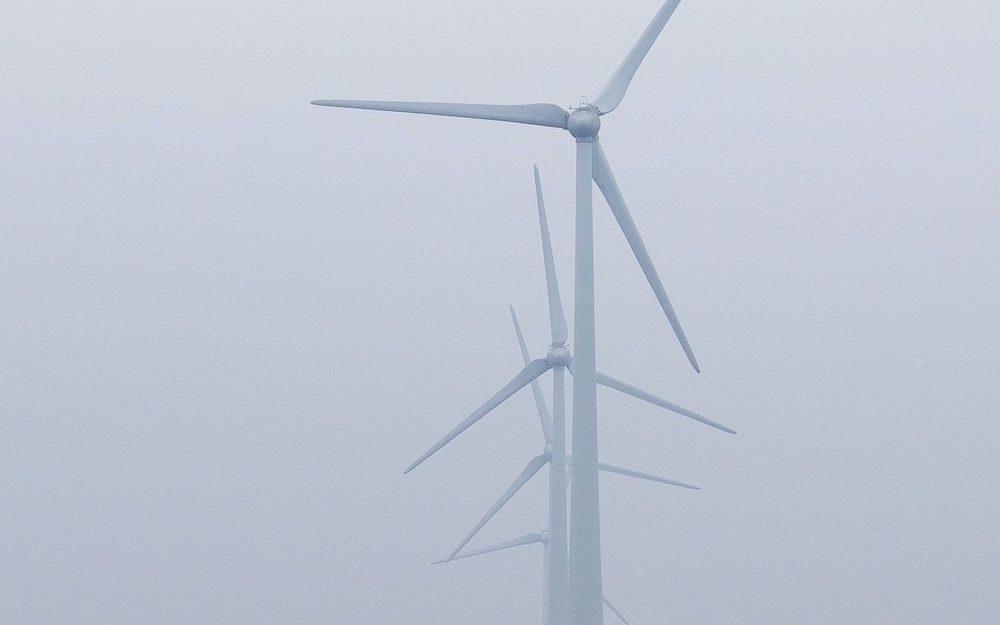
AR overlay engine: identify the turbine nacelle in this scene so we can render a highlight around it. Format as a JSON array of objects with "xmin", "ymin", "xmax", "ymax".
[
  {"xmin": 546, "ymin": 345, "xmax": 572, "ymax": 368},
  {"xmin": 567, "ymin": 107, "xmax": 601, "ymax": 141}
]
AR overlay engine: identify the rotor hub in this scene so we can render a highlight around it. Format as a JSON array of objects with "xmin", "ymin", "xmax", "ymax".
[
  {"xmin": 567, "ymin": 107, "xmax": 600, "ymax": 141},
  {"xmin": 547, "ymin": 345, "xmax": 572, "ymax": 367}
]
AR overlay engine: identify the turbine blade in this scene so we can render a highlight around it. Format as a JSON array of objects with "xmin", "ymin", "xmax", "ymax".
[
  {"xmin": 404, "ymin": 359, "xmax": 553, "ymax": 473},
  {"xmin": 594, "ymin": 369, "xmax": 736, "ymax": 434},
  {"xmin": 510, "ymin": 306, "xmax": 552, "ymax": 444},
  {"xmin": 435, "ymin": 533, "xmax": 544, "ymax": 564},
  {"xmin": 311, "ymin": 100, "xmax": 569, "ymax": 129},
  {"xmin": 594, "ymin": 0, "xmax": 684, "ymax": 114},
  {"xmin": 599, "ymin": 461, "xmax": 699, "ymax": 490},
  {"xmin": 534, "ymin": 165, "xmax": 569, "ymax": 344},
  {"xmin": 446, "ymin": 454, "xmax": 549, "ymax": 561},
  {"xmin": 592, "ymin": 140, "xmax": 700, "ymax": 372},
  {"xmin": 603, "ymin": 595, "xmax": 632, "ymax": 625}
]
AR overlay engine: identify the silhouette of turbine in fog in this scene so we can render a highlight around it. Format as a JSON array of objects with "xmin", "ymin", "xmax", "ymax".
[
  {"xmin": 414, "ymin": 167, "xmax": 730, "ymax": 625},
  {"xmin": 432, "ymin": 303, "xmax": 700, "ymax": 625},
  {"xmin": 312, "ymin": 3, "xmax": 734, "ymax": 623}
]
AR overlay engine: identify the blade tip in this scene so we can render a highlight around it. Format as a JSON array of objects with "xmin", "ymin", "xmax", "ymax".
[{"xmin": 701, "ymin": 418, "xmax": 736, "ymax": 435}]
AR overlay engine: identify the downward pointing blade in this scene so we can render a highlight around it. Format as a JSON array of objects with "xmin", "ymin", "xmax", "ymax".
[
  {"xmin": 446, "ymin": 454, "xmax": 549, "ymax": 561},
  {"xmin": 311, "ymin": 100, "xmax": 569, "ymax": 129},
  {"xmin": 595, "ymin": 369, "xmax": 736, "ymax": 434},
  {"xmin": 603, "ymin": 595, "xmax": 631, "ymax": 625},
  {"xmin": 434, "ymin": 533, "xmax": 544, "ymax": 564},
  {"xmin": 592, "ymin": 140, "xmax": 701, "ymax": 372},
  {"xmin": 599, "ymin": 461, "xmax": 699, "ymax": 490},
  {"xmin": 533, "ymin": 165, "xmax": 568, "ymax": 345},
  {"xmin": 510, "ymin": 306, "xmax": 552, "ymax": 444},
  {"xmin": 594, "ymin": 0, "xmax": 684, "ymax": 115},
  {"xmin": 404, "ymin": 359, "xmax": 553, "ymax": 473}
]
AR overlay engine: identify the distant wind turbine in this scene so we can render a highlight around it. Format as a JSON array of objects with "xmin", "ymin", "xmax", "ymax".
[
  {"xmin": 411, "ymin": 166, "xmax": 729, "ymax": 625},
  {"xmin": 403, "ymin": 167, "xmax": 733, "ymax": 475},
  {"xmin": 443, "ymin": 527, "xmax": 634, "ymax": 625},
  {"xmin": 433, "ymin": 304, "xmax": 698, "ymax": 625},
  {"xmin": 312, "ymin": 3, "xmax": 731, "ymax": 622}
]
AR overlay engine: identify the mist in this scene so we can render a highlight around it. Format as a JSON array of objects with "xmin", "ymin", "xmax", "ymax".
[{"xmin": 2, "ymin": 1, "xmax": 998, "ymax": 623}]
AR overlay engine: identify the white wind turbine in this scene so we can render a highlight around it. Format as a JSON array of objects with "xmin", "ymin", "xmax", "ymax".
[
  {"xmin": 432, "ymin": 303, "xmax": 701, "ymax": 625},
  {"xmin": 413, "ymin": 166, "xmax": 730, "ymax": 625},
  {"xmin": 313, "ymin": 3, "xmax": 733, "ymax": 623}
]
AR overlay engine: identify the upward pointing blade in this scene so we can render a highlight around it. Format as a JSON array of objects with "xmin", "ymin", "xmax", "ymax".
[
  {"xmin": 594, "ymin": 369, "xmax": 736, "ymax": 434},
  {"xmin": 445, "ymin": 454, "xmax": 549, "ymax": 561},
  {"xmin": 433, "ymin": 533, "xmax": 544, "ymax": 564},
  {"xmin": 603, "ymin": 595, "xmax": 632, "ymax": 625},
  {"xmin": 592, "ymin": 140, "xmax": 701, "ymax": 372},
  {"xmin": 311, "ymin": 100, "xmax": 569, "ymax": 129},
  {"xmin": 533, "ymin": 165, "xmax": 568, "ymax": 345},
  {"xmin": 594, "ymin": 0, "xmax": 684, "ymax": 114},
  {"xmin": 510, "ymin": 306, "xmax": 552, "ymax": 444},
  {"xmin": 404, "ymin": 359, "xmax": 553, "ymax": 474}
]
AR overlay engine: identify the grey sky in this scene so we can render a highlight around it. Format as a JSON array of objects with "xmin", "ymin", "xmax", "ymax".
[{"xmin": 2, "ymin": 1, "xmax": 998, "ymax": 624}]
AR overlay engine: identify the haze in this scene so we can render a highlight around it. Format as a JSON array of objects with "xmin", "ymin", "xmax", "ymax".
[{"xmin": 2, "ymin": 1, "xmax": 998, "ymax": 624}]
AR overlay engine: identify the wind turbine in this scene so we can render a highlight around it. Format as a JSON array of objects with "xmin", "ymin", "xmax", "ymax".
[
  {"xmin": 312, "ymin": 3, "xmax": 731, "ymax": 623},
  {"xmin": 411, "ymin": 166, "xmax": 731, "ymax": 625},
  {"xmin": 444, "ymin": 527, "xmax": 635, "ymax": 625},
  {"xmin": 401, "ymin": 167, "xmax": 733, "ymax": 478},
  {"xmin": 433, "ymin": 303, "xmax": 700, "ymax": 625}
]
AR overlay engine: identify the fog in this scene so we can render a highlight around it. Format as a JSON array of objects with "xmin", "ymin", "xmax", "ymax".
[{"xmin": 2, "ymin": 1, "xmax": 998, "ymax": 623}]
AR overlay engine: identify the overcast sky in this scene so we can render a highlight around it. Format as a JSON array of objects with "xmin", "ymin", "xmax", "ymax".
[{"xmin": 2, "ymin": 1, "xmax": 999, "ymax": 624}]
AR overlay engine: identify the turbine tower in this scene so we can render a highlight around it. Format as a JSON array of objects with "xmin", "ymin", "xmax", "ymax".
[
  {"xmin": 312, "ymin": 3, "xmax": 735, "ymax": 623},
  {"xmin": 410, "ymin": 167, "xmax": 732, "ymax": 625}
]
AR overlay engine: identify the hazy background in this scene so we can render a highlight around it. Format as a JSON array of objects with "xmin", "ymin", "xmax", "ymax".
[{"xmin": 2, "ymin": 1, "xmax": 998, "ymax": 623}]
